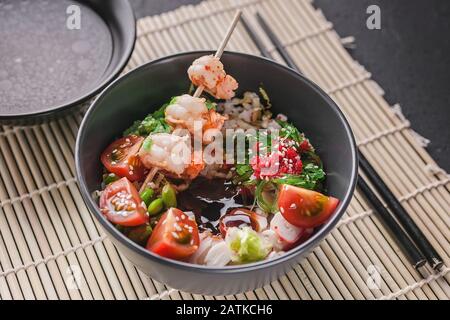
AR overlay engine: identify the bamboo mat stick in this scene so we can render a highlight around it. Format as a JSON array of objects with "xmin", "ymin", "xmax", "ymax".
[
  {"xmin": 33, "ymin": 125, "xmax": 128, "ymax": 299},
  {"xmin": 16, "ymin": 126, "xmax": 102, "ymax": 299},
  {"xmin": 0, "ymin": 137, "xmax": 58, "ymax": 299},
  {"xmin": 7, "ymin": 128, "xmax": 91, "ymax": 299},
  {"xmin": 27, "ymin": 124, "xmax": 115, "ymax": 299}
]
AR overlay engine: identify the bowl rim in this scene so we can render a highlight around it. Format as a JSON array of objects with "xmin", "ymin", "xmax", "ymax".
[
  {"xmin": 75, "ymin": 50, "xmax": 358, "ymax": 273},
  {"xmin": 0, "ymin": 0, "xmax": 136, "ymax": 121}
]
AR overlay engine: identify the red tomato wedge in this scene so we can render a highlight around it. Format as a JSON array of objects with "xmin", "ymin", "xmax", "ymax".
[
  {"xmin": 99, "ymin": 177, "xmax": 149, "ymax": 227},
  {"xmin": 278, "ymin": 185, "xmax": 339, "ymax": 228},
  {"xmin": 147, "ymin": 208, "xmax": 200, "ymax": 260},
  {"xmin": 101, "ymin": 135, "xmax": 145, "ymax": 182}
]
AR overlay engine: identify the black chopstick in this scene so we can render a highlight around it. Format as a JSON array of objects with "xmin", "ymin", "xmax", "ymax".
[
  {"xmin": 242, "ymin": 13, "xmax": 432, "ymax": 270},
  {"xmin": 359, "ymin": 153, "xmax": 444, "ymax": 270}
]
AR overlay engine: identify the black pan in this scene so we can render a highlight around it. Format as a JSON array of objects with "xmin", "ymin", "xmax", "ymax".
[
  {"xmin": 75, "ymin": 51, "xmax": 358, "ymax": 295},
  {"xmin": 0, "ymin": 0, "xmax": 135, "ymax": 124}
]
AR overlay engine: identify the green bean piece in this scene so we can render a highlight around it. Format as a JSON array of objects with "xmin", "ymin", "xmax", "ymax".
[
  {"xmin": 147, "ymin": 198, "xmax": 164, "ymax": 216},
  {"xmin": 161, "ymin": 184, "xmax": 177, "ymax": 208},
  {"xmin": 103, "ymin": 173, "xmax": 119, "ymax": 185},
  {"xmin": 127, "ymin": 224, "xmax": 152, "ymax": 246},
  {"xmin": 140, "ymin": 188, "xmax": 154, "ymax": 206}
]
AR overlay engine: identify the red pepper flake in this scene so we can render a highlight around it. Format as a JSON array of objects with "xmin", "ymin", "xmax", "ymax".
[{"xmin": 250, "ymin": 138, "xmax": 303, "ymax": 179}]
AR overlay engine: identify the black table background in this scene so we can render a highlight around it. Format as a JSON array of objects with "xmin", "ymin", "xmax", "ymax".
[{"xmin": 129, "ymin": 0, "xmax": 449, "ymax": 171}]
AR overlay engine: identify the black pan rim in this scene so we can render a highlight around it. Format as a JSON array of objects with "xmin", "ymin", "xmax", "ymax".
[
  {"xmin": 0, "ymin": 0, "xmax": 136, "ymax": 122},
  {"xmin": 76, "ymin": 50, "xmax": 358, "ymax": 274}
]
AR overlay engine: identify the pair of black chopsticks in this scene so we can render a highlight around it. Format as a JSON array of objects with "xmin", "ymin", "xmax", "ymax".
[{"xmin": 240, "ymin": 12, "xmax": 444, "ymax": 273}]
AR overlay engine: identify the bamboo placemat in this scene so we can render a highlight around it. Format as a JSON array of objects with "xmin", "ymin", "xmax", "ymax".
[{"xmin": 0, "ymin": 0, "xmax": 449, "ymax": 300}]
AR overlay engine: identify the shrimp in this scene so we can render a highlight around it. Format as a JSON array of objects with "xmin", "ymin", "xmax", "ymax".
[
  {"xmin": 138, "ymin": 133, "xmax": 204, "ymax": 180},
  {"xmin": 165, "ymin": 94, "xmax": 227, "ymax": 141},
  {"xmin": 188, "ymin": 55, "xmax": 238, "ymax": 100}
]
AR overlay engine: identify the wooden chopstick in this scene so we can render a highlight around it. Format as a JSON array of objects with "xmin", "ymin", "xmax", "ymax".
[
  {"xmin": 193, "ymin": 10, "xmax": 242, "ymax": 98},
  {"xmin": 242, "ymin": 12, "xmax": 432, "ymax": 271}
]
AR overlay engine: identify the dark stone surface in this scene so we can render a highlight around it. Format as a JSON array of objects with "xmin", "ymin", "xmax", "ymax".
[{"xmin": 129, "ymin": 0, "xmax": 449, "ymax": 171}]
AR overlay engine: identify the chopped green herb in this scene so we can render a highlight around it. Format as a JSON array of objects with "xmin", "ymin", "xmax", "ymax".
[
  {"xmin": 259, "ymin": 87, "xmax": 272, "ymax": 109},
  {"xmin": 205, "ymin": 100, "xmax": 217, "ymax": 110},
  {"xmin": 273, "ymin": 163, "xmax": 325, "ymax": 190},
  {"xmin": 142, "ymin": 136, "xmax": 153, "ymax": 151},
  {"xmin": 123, "ymin": 98, "xmax": 176, "ymax": 136},
  {"xmin": 102, "ymin": 173, "xmax": 119, "ymax": 185},
  {"xmin": 277, "ymin": 120, "xmax": 303, "ymax": 143}
]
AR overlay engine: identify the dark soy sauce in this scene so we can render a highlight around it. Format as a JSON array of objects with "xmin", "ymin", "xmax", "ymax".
[{"xmin": 177, "ymin": 177, "xmax": 250, "ymax": 234}]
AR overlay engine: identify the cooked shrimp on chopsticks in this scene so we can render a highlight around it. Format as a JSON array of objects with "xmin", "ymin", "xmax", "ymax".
[
  {"xmin": 164, "ymin": 94, "xmax": 227, "ymax": 142},
  {"xmin": 138, "ymin": 132, "xmax": 204, "ymax": 180},
  {"xmin": 188, "ymin": 55, "xmax": 238, "ymax": 100}
]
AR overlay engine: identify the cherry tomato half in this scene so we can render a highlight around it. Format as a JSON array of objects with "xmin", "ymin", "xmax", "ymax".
[
  {"xmin": 278, "ymin": 185, "xmax": 339, "ymax": 228},
  {"xmin": 101, "ymin": 135, "xmax": 145, "ymax": 182},
  {"xmin": 146, "ymin": 208, "xmax": 200, "ymax": 261},
  {"xmin": 99, "ymin": 177, "xmax": 149, "ymax": 227}
]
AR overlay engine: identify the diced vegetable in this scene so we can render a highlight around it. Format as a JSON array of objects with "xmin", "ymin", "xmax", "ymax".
[
  {"xmin": 147, "ymin": 198, "xmax": 164, "ymax": 216},
  {"xmin": 225, "ymin": 226, "xmax": 272, "ymax": 263},
  {"xmin": 127, "ymin": 224, "xmax": 153, "ymax": 246},
  {"xmin": 140, "ymin": 188, "xmax": 154, "ymax": 206},
  {"xmin": 161, "ymin": 184, "xmax": 177, "ymax": 208},
  {"xmin": 103, "ymin": 173, "xmax": 119, "ymax": 186}
]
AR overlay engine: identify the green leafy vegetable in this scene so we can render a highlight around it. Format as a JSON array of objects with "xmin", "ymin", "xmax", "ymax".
[
  {"xmin": 277, "ymin": 120, "xmax": 303, "ymax": 143},
  {"xmin": 259, "ymin": 87, "xmax": 272, "ymax": 109},
  {"xmin": 102, "ymin": 173, "xmax": 119, "ymax": 186},
  {"xmin": 142, "ymin": 136, "xmax": 153, "ymax": 151},
  {"xmin": 123, "ymin": 98, "xmax": 175, "ymax": 136},
  {"xmin": 226, "ymin": 227, "xmax": 271, "ymax": 263},
  {"xmin": 233, "ymin": 164, "xmax": 254, "ymax": 185},
  {"xmin": 205, "ymin": 100, "xmax": 217, "ymax": 110},
  {"xmin": 273, "ymin": 163, "xmax": 325, "ymax": 190}
]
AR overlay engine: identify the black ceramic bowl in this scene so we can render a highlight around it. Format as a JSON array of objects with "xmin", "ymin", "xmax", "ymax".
[
  {"xmin": 0, "ymin": 0, "xmax": 135, "ymax": 125},
  {"xmin": 76, "ymin": 51, "xmax": 358, "ymax": 295}
]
